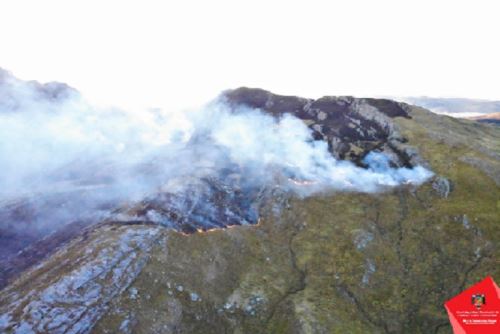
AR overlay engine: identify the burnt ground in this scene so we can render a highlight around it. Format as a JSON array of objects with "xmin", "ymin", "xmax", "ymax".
[{"xmin": 114, "ymin": 176, "xmax": 264, "ymax": 234}]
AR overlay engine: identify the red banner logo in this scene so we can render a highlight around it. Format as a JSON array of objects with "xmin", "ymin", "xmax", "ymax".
[{"xmin": 445, "ymin": 276, "xmax": 500, "ymax": 334}]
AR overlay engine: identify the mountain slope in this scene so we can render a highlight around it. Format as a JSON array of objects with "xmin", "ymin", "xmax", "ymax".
[{"xmin": 0, "ymin": 89, "xmax": 499, "ymax": 334}]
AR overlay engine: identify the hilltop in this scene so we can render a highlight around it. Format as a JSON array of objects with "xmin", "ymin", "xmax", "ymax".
[{"xmin": 0, "ymin": 87, "xmax": 499, "ymax": 334}]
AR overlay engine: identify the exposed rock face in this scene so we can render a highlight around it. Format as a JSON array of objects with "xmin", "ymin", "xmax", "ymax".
[
  {"xmin": 0, "ymin": 225, "xmax": 161, "ymax": 334},
  {"xmin": 432, "ymin": 176, "xmax": 452, "ymax": 198},
  {"xmin": 223, "ymin": 87, "xmax": 419, "ymax": 167}
]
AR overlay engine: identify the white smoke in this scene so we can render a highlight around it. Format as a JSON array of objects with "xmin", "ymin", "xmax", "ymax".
[
  {"xmin": 0, "ymin": 70, "xmax": 433, "ymax": 231},
  {"xmin": 205, "ymin": 105, "xmax": 433, "ymax": 194}
]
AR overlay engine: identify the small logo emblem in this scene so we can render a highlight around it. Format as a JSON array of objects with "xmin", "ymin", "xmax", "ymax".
[{"xmin": 471, "ymin": 294, "xmax": 486, "ymax": 310}]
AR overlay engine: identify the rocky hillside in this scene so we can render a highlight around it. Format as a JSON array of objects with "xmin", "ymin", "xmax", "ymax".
[
  {"xmin": 224, "ymin": 88, "xmax": 423, "ymax": 167},
  {"xmin": 0, "ymin": 88, "xmax": 499, "ymax": 334}
]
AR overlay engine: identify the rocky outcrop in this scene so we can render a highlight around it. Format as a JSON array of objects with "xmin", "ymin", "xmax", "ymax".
[
  {"xmin": 432, "ymin": 176, "xmax": 452, "ymax": 198},
  {"xmin": 0, "ymin": 225, "xmax": 161, "ymax": 334},
  {"xmin": 223, "ymin": 87, "xmax": 420, "ymax": 167}
]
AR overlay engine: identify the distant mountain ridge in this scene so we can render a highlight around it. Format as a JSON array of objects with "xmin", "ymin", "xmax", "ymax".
[
  {"xmin": 467, "ymin": 112, "xmax": 500, "ymax": 125},
  {"xmin": 400, "ymin": 96, "xmax": 500, "ymax": 117}
]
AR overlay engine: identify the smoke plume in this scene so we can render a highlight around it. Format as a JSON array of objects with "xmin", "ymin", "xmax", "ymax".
[{"xmin": 0, "ymin": 69, "xmax": 433, "ymax": 235}]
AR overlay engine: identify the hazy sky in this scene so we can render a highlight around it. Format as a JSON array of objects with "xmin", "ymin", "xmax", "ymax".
[{"xmin": 1, "ymin": 0, "xmax": 499, "ymax": 109}]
